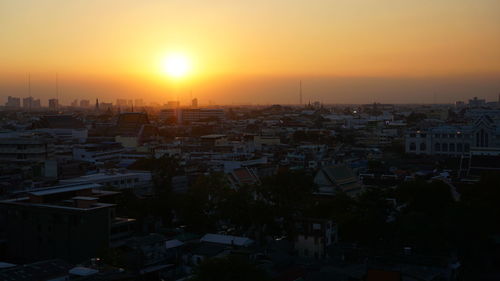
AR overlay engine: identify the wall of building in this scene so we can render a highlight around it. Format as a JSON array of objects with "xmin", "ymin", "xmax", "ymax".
[{"xmin": 0, "ymin": 204, "xmax": 111, "ymax": 263}]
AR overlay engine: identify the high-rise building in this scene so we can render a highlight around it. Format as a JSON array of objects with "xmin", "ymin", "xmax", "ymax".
[
  {"xmin": 192, "ymin": 98, "xmax": 198, "ymax": 108},
  {"xmin": 32, "ymin": 99, "xmax": 41, "ymax": 109},
  {"xmin": 5, "ymin": 96, "xmax": 21, "ymax": 108},
  {"xmin": 23, "ymin": 97, "xmax": 34, "ymax": 109},
  {"xmin": 179, "ymin": 108, "xmax": 225, "ymax": 123},
  {"xmin": 70, "ymin": 99, "xmax": 78, "ymax": 107},
  {"xmin": 166, "ymin": 101, "xmax": 180, "ymax": 108},
  {"xmin": 100, "ymin": 102, "xmax": 113, "ymax": 111},
  {"xmin": 48, "ymin": 98, "xmax": 59, "ymax": 111},
  {"xmin": 80, "ymin": 99, "xmax": 90, "ymax": 108}
]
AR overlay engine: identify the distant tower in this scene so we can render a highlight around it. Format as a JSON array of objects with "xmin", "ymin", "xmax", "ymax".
[
  {"xmin": 95, "ymin": 98, "xmax": 99, "ymax": 111},
  {"xmin": 192, "ymin": 98, "xmax": 198, "ymax": 108},
  {"xmin": 299, "ymin": 80, "xmax": 303, "ymax": 105},
  {"xmin": 56, "ymin": 73, "xmax": 59, "ymax": 111},
  {"xmin": 28, "ymin": 73, "xmax": 31, "ymax": 112}
]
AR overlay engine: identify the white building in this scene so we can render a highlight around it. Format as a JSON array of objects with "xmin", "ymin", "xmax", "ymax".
[{"xmin": 405, "ymin": 115, "xmax": 500, "ymax": 156}]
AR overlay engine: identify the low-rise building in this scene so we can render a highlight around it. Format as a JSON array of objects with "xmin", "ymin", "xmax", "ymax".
[
  {"xmin": 73, "ymin": 142, "xmax": 125, "ymax": 164},
  {"xmin": 314, "ymin": 165, "xmax": 363, "ymax": 195},
  {"xmin": 294, "ymin": 218, "xmax": 338, "ymax": 260},
  {"xmin": 0, "ymin": 183, "xmax": 135, "ymax": 263},
  {"xmin": 32, "ymin": 115, "xmax": 88, "ymax": 143},
  {"xmin": 60, "ymin": 170, "xmax": 152, "ymax": 190},
  {"xmin": 0, "ymin": 133, "xmax": 55, "ymax": 162}
]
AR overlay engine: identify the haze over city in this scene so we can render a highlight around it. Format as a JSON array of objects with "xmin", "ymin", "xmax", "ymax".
[
  {"xmin": 3, "ymin": 1, "xmax": 500, "ymax": 280},
  {"xmin": 2, "ymin": 0, "xmax": 500, "ymax": 105}
]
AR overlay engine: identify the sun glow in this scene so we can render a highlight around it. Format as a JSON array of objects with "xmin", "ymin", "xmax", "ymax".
[{"xmin": 161, "ymin": 53, "xmax": 191, "ymax": 78}]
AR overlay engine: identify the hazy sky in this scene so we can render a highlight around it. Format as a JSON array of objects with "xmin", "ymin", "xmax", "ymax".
[{"xmin": 1, "ymin": 0, "xmax": 500, "ymax": 105}]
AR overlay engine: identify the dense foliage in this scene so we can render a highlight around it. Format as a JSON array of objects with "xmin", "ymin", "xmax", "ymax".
[{"xmin": 119, "ymin": 157, "xmax": 500, "ymax": 275}]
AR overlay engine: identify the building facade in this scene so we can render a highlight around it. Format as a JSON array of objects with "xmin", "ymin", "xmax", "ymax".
[
  {"xmin": 0, "ymin": 183, "xmax": 134, "ymax": 263},
  {"xmin": 0, "ymin": 134, "xmax": 55, "ymax": 162},
  {"xmin": 405, "ymin": 115, "xmax": 500, "ymax": 156}
]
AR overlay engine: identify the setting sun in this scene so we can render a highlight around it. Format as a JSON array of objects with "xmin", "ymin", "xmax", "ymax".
[{"xmin": 161, "ymin": 53, "xmax": 191, "ymax": 78}]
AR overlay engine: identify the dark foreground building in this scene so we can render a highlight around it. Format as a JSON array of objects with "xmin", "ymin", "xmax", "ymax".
[{"xmin": 0, "ymin": 183, "xmax": 135, "ymax": 263}]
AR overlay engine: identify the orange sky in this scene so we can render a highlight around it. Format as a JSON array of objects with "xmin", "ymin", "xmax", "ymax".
[{"xmin": 1, "ymin": 0, "xmax": 500, "ymax": 105}]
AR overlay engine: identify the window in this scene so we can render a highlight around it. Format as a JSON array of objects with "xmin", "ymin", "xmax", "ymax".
[
  {"xmin": 420, "ymin": 143, "xmax": 426, "ymax": 151},
  {"xmin": 442, "ymin": 143, "xmax": 448, "ymax": 152},
  {"xmin": 409, "ymin": 142, "xmax": 416, "ymax": 151},
  {"xmin": 449, "ymin": 143, "xmax": 455, "ymax": 152},
  {"xmin": 435, "ymin": 143, "xmax": 441, "ymax": 151},
  {"xmin": 457, "ymin": 143, "xmax": 463, "ymax": 152}
]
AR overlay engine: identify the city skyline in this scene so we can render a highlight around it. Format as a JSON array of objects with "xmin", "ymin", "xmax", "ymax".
[{"xmin": 2, "ymin": 0, "xmax": 500, "ymax": 104}]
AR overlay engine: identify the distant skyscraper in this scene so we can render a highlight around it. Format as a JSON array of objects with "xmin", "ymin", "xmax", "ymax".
[
  {"xmin": 100, "ymin": 102, "xmax": 113, "ymax": 111},
  {"xmin": 70, "ymin": 99, "xmax": 78, "ymax": 107},
  {"xmin": 166, "ymin": 101, "xmax": 180, "ymax": 108},
  {"xmin": 5, "ymin": 96, "xmax": 21, "ymax": 108},
  {"xmin": 80, "ymin": 99, "xmax": 90, "ymax": 108},
  {"xmin": 299, "ymin": 80, "xmax": 303, "ymax": 105},
  {"xmin": 22, "ymin": 97, "xmax": 33, "ymax": 110},
  {"xmin": 48, "ymin": 99, "xmax": 59, "ymax": 111},
  {"xmin": 191, "ymin": 98, "xmax": 198, "ymax": 108}
]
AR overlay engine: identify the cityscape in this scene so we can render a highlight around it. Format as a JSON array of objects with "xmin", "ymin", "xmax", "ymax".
[{"xmin": 1, "ymin": 1, "xmax": 500, "ymax": 281}]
